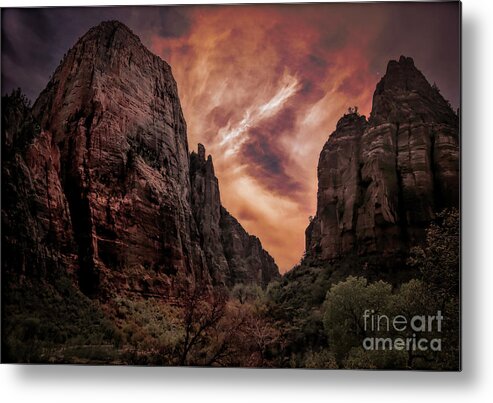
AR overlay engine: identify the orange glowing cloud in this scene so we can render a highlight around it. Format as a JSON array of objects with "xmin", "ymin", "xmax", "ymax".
[
  {"xmin": 146, "ymin": 3, "xmax": 459, "ymax": 272},
  {"xmin": 149, "ymin": 5, "xmax": 384, "ymax": 271},
  {"xmin": 1, "ymin": 4, "xmax": 460, "ymax": 272}
]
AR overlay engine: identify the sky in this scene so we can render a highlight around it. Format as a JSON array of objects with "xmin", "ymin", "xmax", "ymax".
[{"xmin": 1, "ymin": 3, "xmax": 460, "ymax": 272}]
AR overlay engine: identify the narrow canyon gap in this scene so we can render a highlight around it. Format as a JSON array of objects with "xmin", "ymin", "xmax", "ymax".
[{"xmin": 1, "ymin": 3, "xmax": 460, "ymax": 271}]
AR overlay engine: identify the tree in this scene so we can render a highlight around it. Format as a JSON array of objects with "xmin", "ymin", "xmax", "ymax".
[
  {"xmin": 346, "ymin": 106, "xmax": 359, "ymax": 115},
  {"xmin": 322, "ymin": 276, "xmax": 392, "ymax": 362},
  {"xmin": 407, "ymin": 208, "xmax": 460, "ymax": 369},
  {"xmin": 178, "ymin": 287, "xmax": 227, "ymax": 365},
  {"xmin": 408, "ymin": 208, "xmax": 459, "ymax": 301},
  {"xmin": 231, "ymin": 283, "xmax": 263, "ymax": 305},
  {"xmin": 390, "ymin": 279, "xmax": 440, "ymax": 368},
  {"xmin": 242, "ymin": 313, "xmax": 281, "ymax": 367}
]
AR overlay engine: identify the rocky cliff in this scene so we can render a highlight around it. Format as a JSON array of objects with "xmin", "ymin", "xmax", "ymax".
[
  {"xmin": 219, "ymin": 207, "xmax": 280, "ymax": 287},
  {"xmin": 2, "ymin": 21, "xmax": 279, "ymax": 299},
  {"xmin": 190, "ymin": 144, "xmax": 279, "ymax": 287},
  {"xmin": 305, "ymin": 56, "xmax": 459, "ymax": 266}
]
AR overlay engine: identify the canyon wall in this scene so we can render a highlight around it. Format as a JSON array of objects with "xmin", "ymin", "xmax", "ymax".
[
  {"xmin": 305, "ymin": 56, "xmax": 459, "ymax": 266},
  {"xmin": 2, "ymin": 21, "xmax": 279, "ymax": 299}
]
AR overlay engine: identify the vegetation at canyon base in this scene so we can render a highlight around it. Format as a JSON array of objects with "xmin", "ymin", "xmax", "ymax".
[{"xmin": 2, "ymin": 209, "xmax": 459, "ymax": 369}]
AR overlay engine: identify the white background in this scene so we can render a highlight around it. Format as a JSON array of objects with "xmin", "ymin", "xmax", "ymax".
[{"xmin": 1, "ymin": 0, "xmax": 491, "ymax": 401}]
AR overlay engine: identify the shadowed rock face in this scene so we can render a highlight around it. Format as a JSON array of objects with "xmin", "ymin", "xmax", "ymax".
[
  {"xmin": 190, "ymin": 144, "xmax": 229, "ymax": 285},
  {"xmin": 2, "ymin": 21, "xmax": 279, "ymax": 298},
  {"xmin": 306, "ymin": 56, "xmax": 459, "ymax": 265},
  {"xmin": 219, "ymin": 207, "xmax": 280, "ymax": 287},
  {"xmin": 190, "ymin": 144, "xmax": 280, "ymax": 287},
  {"xmin": 2, "ymin": 90, "xmax": 77, "ymax": 282}
]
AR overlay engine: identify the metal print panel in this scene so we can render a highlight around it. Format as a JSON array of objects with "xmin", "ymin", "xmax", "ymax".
[{"xmin": 1, "ymin": 2, "xmax": 461, "ymax": 369}]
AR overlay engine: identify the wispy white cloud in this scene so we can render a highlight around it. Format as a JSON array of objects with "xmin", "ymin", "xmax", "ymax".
[{"xmin": 219, "ymin": 72, "xmax": 300, "ymax": 156}]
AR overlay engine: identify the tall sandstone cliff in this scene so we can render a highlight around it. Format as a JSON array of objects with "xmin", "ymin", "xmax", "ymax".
[
  {"xmin": 190, "ymin": 144, "xmax": 279, "ymax": 287},
  {"xmin": 2, "ymin": 21, "xmax": 279, "ymax": 298},
  {"xmin": 305, "ymin": 56, "xmax": 459, "ymax": 267}
]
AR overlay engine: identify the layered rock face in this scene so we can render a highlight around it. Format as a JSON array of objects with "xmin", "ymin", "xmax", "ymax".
[
  {"xmin": 306, "ymin": 56, "xmax": 459, "ymax": 264},
  {"xmin": 219, "ymin": 207, "xmax": 280, "ymax": 287},
  {"xmin": 190, "ymin": 144, "xmax": 280, "ymax": 287},
  {"xmin": 2, "ymin": 90, "xmax": 77, "ymax": 281},
  {"xmin": 2, "ymin": 21, "xmax": 279, "ymax": 298}
]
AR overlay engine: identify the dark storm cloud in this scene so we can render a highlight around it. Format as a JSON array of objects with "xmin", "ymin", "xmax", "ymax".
[
  {"xmin": 207, "ymin": 106, "xmax": 234, "ymax": 131},
  {"xmin": 337, "ymin": 75, "xmax": 368, "ymax": 98},
  {"xmin": 157, "ymin": 7, "xmax": 191, "ymax": 38},
  {"xmin": 240, "ymin": 107, "xmax": 304, "ymax": 198},
  {"xmin": 365, "ymin": 2, "xmax": 460, "ymax": 108},
  {"xmin": 1, "ymin": 6, "xmax": 192, "ymax": 100},
  {"xmin": 1, "ymin": 3, "xmax": 460, "ymax": 272}
]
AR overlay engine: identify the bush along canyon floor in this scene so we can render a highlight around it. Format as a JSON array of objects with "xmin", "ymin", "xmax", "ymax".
[{"xmin": 1, "ymin": 20, "xmax": 460, "ymax": 369}]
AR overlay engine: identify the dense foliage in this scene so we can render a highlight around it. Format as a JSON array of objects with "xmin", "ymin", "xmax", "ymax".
[{"xmin": 2, "ymin": 209, "xmax": 459, "ymax": 368}]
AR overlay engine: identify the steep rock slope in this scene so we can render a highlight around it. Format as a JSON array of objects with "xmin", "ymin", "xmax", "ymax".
[
  {"xmin": 219, "ymin": 207, "xmax": 280, "ymax": 287},
  {"xmin": 30, "ymin": 20, "xmax": 206, "ymax": 296},
  {"xmin": 2, "ymin": 90, "xmax": 76, "ymax": 280},
  {"xmin": 2, "ymin": 21, "xmax": 279, "ymax": 299},
  {"xmin": 305, "ymin": 56, "xmax": 459, "ymax": 265},
  {"xmin": 190, "ymin": 144, "xmax": 280, "ymax": 287}
]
